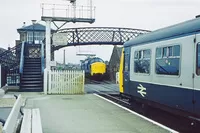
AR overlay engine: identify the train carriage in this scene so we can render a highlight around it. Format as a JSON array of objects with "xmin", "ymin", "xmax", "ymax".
[{"xmin": 119, "ymin": 17, "xmax": 200, "ymax": 121}]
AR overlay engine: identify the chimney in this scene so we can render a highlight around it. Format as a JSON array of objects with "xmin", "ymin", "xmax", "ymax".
[
  {"xmin": 23, "ymin": 22, "xmax": 26, "ymax": 27},
  {"xmin": 196, "ymin": 15, "xmax": 200, "ymax": 18}
]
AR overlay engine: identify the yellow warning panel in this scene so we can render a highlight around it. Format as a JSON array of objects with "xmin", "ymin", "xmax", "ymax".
[{"xmin": 119, "ymin": 48, "xmax": 124, "ymax": 93}]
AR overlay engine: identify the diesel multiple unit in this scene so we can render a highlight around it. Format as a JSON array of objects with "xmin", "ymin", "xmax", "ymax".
[{"xmin": 119, "ymin": 17, "xmax": 200, "ymax": 121}]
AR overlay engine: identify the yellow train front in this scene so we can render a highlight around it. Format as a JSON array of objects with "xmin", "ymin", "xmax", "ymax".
[{"xmin": 81, "ymin": 57, "xmax": 106, "ymax": 80}]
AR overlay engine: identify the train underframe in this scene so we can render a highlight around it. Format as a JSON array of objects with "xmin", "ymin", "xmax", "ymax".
[
  {"xmin": 120, "ymin": 92, "xmax": 200, "ymax": 124},
  {"xmin": 86, "ymin": 73, "xmax": 105, "ymax": 81}
]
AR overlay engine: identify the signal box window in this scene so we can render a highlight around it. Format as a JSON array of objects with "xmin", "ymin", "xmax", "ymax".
[
  {"xmin": 197, "ymin": 44, "xmax": 200, "ymax": 75},
  {"xmin": 156, "ymin": 45, "xmax": 180, "ymax": 75},
  {"xmin": 134, "ymin": 49, "xmax": 151, "ymax": 74}
]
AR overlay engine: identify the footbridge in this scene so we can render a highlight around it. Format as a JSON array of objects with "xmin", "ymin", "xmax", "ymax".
[{"xmin": 52, "ymin": 27, "xmax": 150, "ymax": 51}]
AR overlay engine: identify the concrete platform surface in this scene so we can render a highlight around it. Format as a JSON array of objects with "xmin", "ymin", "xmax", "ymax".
[
  {"xmin": 85, "ymin": 84, "xmax": 119, "ymax": 94},
  {"xmin": 23, "ymin": 94, "xmax": 170, "ymax": 133}
]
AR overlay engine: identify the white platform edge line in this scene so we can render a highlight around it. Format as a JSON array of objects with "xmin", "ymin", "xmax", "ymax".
[{"xmin": 93, "ymin": 93, "xmax": 179, "ymax": 133}]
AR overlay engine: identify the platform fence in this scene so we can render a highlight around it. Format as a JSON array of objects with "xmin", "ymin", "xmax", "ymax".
[{"xmin": 44, "ymin": 69, "xmax": 85, "ymax": 94}]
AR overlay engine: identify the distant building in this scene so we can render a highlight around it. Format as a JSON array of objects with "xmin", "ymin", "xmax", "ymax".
[{"xmin": 108, "ymin": 46, "xmax": 123, "ymax": 81}]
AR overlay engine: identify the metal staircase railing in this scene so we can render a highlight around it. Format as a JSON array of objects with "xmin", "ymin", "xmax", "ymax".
[
  {"xmin": 0, "ymin": 43, "xmax": 22, "ymax": 86},
  {"xmin": 19, "ymin": 42, "xmax": 25, "ymax": 74},
  {"xmin": 0, "ymin": 44, "xmax": 21, "ymax": 69},
  {"xmin": 41, "ymin": 42, "xmax": 45, "ymax": 73}
]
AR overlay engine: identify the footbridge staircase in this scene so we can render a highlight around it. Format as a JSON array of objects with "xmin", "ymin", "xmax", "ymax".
[{"xmin": 0, "ymin": 42, "xmax": 45, "ymax": 92}]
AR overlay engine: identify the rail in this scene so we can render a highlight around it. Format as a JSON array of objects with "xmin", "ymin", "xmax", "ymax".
[
  {"xmin": 41, "ymin": 42, "xmax": 45, "ymax": 73},
  {"xmin": 19, "ymin": 42, "xmax": 25, "ymax": 74}
]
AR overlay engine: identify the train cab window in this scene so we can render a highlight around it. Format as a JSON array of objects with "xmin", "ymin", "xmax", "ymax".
[
  {"xmin": 134, "ymin": 49, "xmax": 151, "ymax": 74},
  {"xmin": 156, "ymin": 45, "xmax": 180, "ymax": 75},
  {"xmin": 197, "ymin": 44, "xmax": 200, "ymax": 75}
]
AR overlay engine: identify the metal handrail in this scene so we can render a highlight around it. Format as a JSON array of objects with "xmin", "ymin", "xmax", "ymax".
[
  {"xmin": 19, "ymin": 42, "xmax": 25, "ymax": 74},
  {"xmin": 41, "ymin": 42, "xmax": 45, "ymax": 73}
]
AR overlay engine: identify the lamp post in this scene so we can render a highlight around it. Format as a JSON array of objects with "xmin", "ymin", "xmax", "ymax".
[{"xmin": 32, "ymin": 20, "xmax": 36, "ymax": 44}]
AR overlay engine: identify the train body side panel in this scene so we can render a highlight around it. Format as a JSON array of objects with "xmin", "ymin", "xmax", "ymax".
[
  {"xmin": 129, "ymin": 80, "xmax": 199, "ymax": 116},
  {"xmin": 194, "ymin": 33, "xmax": 200, "ymax": 115}
]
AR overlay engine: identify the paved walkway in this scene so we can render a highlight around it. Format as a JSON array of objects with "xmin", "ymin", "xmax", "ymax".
[{"xmin": 21, "ymin": 93, "xmax": 169, "ymax": 133}]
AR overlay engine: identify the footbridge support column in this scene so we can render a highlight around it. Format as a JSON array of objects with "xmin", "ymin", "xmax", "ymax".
[{"xmin": 45, "ymin": 19, "xmax": 52, "ymax": 70}]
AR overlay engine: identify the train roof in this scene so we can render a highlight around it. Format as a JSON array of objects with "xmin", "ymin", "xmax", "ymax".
[
  {"xmin": 81, "ymin": 57, "xmax": 104, "ymax": 64},
  {"xmin": 124, "ymin": 17, "xmax": 200, "ymax": 47}
]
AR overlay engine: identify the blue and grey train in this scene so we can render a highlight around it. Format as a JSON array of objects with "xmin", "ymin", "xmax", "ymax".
[
  {"xmin": 81, "ymin": 57, "xmax": 106, "ymax": 80},
  {"xmin": 119, "ymin": 17, "xmax": 200, "ymax": 121}
]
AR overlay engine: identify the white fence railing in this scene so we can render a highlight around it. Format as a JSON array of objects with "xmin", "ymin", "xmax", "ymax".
[{"xmin": 44, "ymin": 69, "xmax": 85, "ymax": 94}]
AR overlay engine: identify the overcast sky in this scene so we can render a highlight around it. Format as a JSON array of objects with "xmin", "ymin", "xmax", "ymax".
[{"xmin": 0, "ymin": 0, "xmax": 200, "ymax": 64}]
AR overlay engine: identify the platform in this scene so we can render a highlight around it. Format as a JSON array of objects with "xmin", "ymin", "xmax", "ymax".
[{"xmin": 19, "ymin": 93, "xmax": 170, "ymax": 133}]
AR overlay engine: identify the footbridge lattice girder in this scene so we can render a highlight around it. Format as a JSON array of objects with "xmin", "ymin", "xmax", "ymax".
[
  {"xmin": 52, "ymin": 27, "xmax": 150, "ymax": 51},
  {"xmin": 0, "ymin": 44, "xmax": 21, "ymax": 69}
]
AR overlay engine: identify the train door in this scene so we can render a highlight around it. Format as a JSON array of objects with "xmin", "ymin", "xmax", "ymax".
[
  {"xmin": 123, "ymin": 47, "xmax": 130, "ymax": 94},
  {"xmin": 194, "ymin": 34, "xmax": 200, "ymax": 116}
]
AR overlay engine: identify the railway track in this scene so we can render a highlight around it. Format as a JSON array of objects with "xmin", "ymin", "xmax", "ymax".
[{"xmin": 86, "ymin": 80, "xmax": 200, "ymax": 133}]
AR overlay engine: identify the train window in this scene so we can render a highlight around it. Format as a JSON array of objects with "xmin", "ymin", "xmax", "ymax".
[
  {"xmin": 134, "ymin": 49, "xmax": 151, "ymax": 74},
  {"xmin": 139, "ymin": 51, "xmax": 142, "ymax": 59},
  {"xmin": 173, "ymin": 45, "xmax": 180, "ymax": 56},
  {"xmin": 156, "ymin": 48, "xmax": 162, "ymax": 58},
  {"xmin": 134, "ymin": 51, "xmax": 138, "ymax": 59},
  {"xmin": 156, "ymin": 45, "xmax": 180, "ymax": 75},
  {"xmin": 143, "ymin": 50, "xmax": 151, "ymax": 59},
  {"xmin": 168, "ymin": 46, "xmax": 173, "ymax": 57},
  {"xmin": 163, "ymin": 47, "xmax": 167, "ymax": 57},
  {"xmin": 197, "ymin": 44, "xmax": 200, "ymax": 75}
]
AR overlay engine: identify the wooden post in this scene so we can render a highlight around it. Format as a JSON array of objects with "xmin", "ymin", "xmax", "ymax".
[{"xmin": 44, "ymin": 68, "xmax": 48, "ymax": 94}]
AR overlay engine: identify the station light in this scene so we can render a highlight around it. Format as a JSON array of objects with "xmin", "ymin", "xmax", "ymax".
[{"xmin": 64, "ymin": 0, "xmax": 76, "ymax": 4}]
